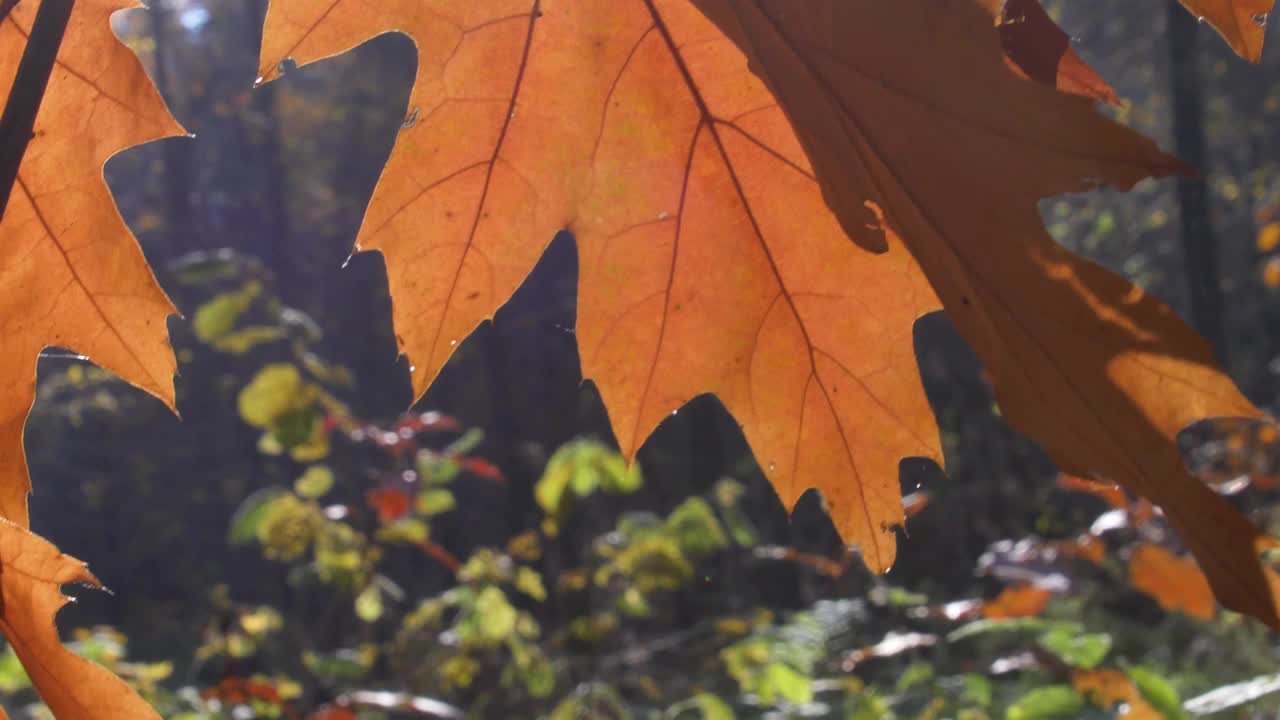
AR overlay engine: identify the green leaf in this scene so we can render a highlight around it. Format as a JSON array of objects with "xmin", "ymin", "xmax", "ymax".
[
  {"xmin": 302, "ymin": 646, "xmax": 377, "ymax": 683},
  {"xmin": 515, "ymin": 567, "xmax": 547, "ymax": 602},
  {"xmin": 521, "ymin": 652, "xmax": 556, "ymax": 698},
  {"xmin": 895, "ymin": 661, "xmax": 934, "ymax": 692},
  {"xmin": 598, "ymin": 452, "xmax": 642, "ymax": 494},
  {"xmin": 763, "ymin": 662, "xmax": 813, "ymax": 704},
  {"xmin": 192, "ymin": 281, "xmax": 261, "ymax": 342},
  {"xmin": 665, "ymin": 497, "xmax": 728, "ymax": 556},
  {"xmin": 238, "ymin": 363, "xmax": 304, "ymax": 428},
  {"xmin": 228, "ymin": 488, "xmax": 288, "ymax": 544},
  {"xmin": 213, "ymin": 325, "xmax": 286, "ymax": 354},
  {"xmin": 376, "ymin": 518, "xmax": 430, "ymax": 545},
  {"xmin": 294, "ymin": 465, "xmax": 335, "ymax": 498},
  {"xmin": 885, "ymin": 586, "xmax": 929, "ymax": 606},
  {"xmin": 536, "ymin": 440, "xmax": 642, "ymax": 516},
  {"xmin": 466, "ymin": 586, "xmax": 517, "ymax": 645},
  {"xmin": 355, "ymin": 584, "xmax": 384, "ymax": 623},
  {"xmin": 445, "ymin": 428, "xmax": 485, "ymax": 456},
  {"xmin": 618, "ymin": 587, "xmax": 651, "ymax": 617},
  {"xmin": 273, "ymin": 406, "xmax": 318, "ymax": 448},
  {"xmin": 962, "ymin": 673, "xmax": 993, "ymax": 708},
  {"xmin": 417, "ymin": 450, "xmax": 461, "ymax": 485},
  {"xmin": 1005, "ymin": 686, "xmax": 1084, "ymax": 720},
  {"xmin": 416, "ymin": 488, "xmax": 457, "ymax": 516},
  {"xmin": 1128, "ymin": 667, "xmax": 1187, "ymax": 719},
  {"xmin": 1037, "ymin": 628, "xmax": 1111, "ymax": 669},
  {"xmin": 693, "ymin": 693, "xmax": 735, "ymax": 720}
]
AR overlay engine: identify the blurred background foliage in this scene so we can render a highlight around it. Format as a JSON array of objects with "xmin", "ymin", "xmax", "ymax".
[{"xmin": 6, "ymin": 0, "xmax": 1280, "ymax": 717}]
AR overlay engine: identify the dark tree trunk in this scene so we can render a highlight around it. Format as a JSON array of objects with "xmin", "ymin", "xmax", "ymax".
[
  {"xmin": 148, "ymin": 0, "xmax": 197, "ymax": 254},
  {"xmin": 1167, "ymin": 2, "xmax": 1228, "ymax": 361},
  {"xmin": 244, "ymin": 0, "xmax": 291, "ymax": 286}
]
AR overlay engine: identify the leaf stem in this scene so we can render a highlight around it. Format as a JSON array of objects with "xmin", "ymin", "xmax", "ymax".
[{"xmin": 0, "ymin": 0, "xmax": 76, "ymax": 219}]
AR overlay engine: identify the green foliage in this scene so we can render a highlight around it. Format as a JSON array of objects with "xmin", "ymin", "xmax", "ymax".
[
  {"xmin": 1128, "ymin": 667, "xmax": 1189, "ymax": 720},
  {"xmin": 1037, "ymin": 628, "xmax": 1111, "ymax": 670},
  {"xmin": 537, "ymin": 439, "xmax": 643, "ymax": 535},
  {"xmin": 1005, "ymin": 686, "xmax": 1084, "ymax": 720},
  {"xmin": 24, "ymin": 245, "xmax": 1280, "ymax": 719}
]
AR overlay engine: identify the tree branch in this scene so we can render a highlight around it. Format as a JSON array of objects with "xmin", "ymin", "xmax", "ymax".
[{"xmin": 0, "ymin": 0, "xmax": 76, "ymax": 219}]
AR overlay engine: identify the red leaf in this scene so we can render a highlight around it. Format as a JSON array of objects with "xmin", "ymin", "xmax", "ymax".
[
  {"xmin": 462, "ymin": 457, "xmax": 505, "ymax": 482},
  {"xmin": 366, "ymin": 487, "xmax": 411, "ymax": 523}
]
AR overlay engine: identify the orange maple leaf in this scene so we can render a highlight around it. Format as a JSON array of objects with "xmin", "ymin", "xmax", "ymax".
[
  {"xmin": 1, "ymin": 0, "xmax": 183, "ymax": 527},
  {"xmin": 0, "ymin": 519, "xmax": 160, "ymax": 719},
  {"xmin": 1, "ymin": 0, "xmax": 182, "ymax": 714},
  {"xmin": 1179, "ymin": 0, "xmax": 1274, "ymax": 62},
  {"xmin": 692, "ymin": 0, "xmax": 1280, "ymax": 626},
  {"xmin": 1129, "ymin": 543, "xmax": 1217, "ymax": 621},
  {"xmin": 258, "ymin": 0, "xmax": 942, "ymax": 573},
  {"xmin": 258, "ymin": 0, "xmax": 1280, "ymax": 626}
]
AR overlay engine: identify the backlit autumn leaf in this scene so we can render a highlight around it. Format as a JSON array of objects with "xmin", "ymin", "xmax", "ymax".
[
  {"xmin": 1178, "ymin": 0, "xmax": 1274, "ymax": 62},
  {"xmin": 0, "ymin": 519, "xmax": 159, "ymax": 719},
  {"xmin": 1129, "ymin": 543, "xmax": 1216, "ymax": 621},
  {"xmin": 1, "ymin": 0, "xmax": 183, "ymax": 527},
  {"xmin": 1, "ymin": 0, "xmax": 182, "ymax": 714},
  {"xmin": 258, "ymin": 0, "xmax": 942, "ymax": 573},
  {"xmin": 691, "ymin": 0, "xmax": 1280, "ymax": 626},
  {"xmin": 258, "ymin": 0, "xmax": 1280, "ymax": 626},
  {"xmin": 996, "ymin": 0, "xmax": 1119, "ymax": 104}
]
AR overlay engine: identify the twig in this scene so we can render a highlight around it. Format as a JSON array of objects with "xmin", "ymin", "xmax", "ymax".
[
  {"xmin": 0, "ymin": 0, "xmax": 75, "ymax": 219},
  {"xmin": 337, "ymin": 690, "xmax": 465, "ymax": 719}
]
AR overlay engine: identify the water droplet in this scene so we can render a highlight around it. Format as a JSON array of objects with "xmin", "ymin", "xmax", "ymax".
[
  {"xmin": 403, "ymin": 107, "xmax": 420, "ymax": 128},
  {"xmin": 658, "ymin": 211, "xmax": 670, "ymax": 220},
  {"xmin": 450, "ymin": 339, "xmax": 458, "ymax": 346},
  {"xmin": 670, "ymin": 409, "xmax": 679, "ymax": 416},
  {"xmin": 409, "ymin": 365, "xmax": 417, "ymax": 373},
  {"xmin": 184, "ymin": 133, "xmax": 198, "ymax": 140},
  {"xmin": 768, "ymin": 463, "xmax": 776, "ymax": 472},
  {"xmin": 252, "ymin": 76, "xmax": 265, "ymax": 88}
]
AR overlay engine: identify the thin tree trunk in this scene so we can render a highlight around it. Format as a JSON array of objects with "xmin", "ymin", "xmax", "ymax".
[
  {"xmin": 1167, "ymin": 2, "xmax": 1228, "ymax": 361},
  {"xmin": 245, "ymin": 0, "xmax": 290, "ymax": 284},
  {"xmin": 148, "ymin": 0, "xmax": 197, "ymax": 255}
]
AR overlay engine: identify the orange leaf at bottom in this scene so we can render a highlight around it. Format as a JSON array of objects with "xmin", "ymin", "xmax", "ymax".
[
  {"xmin": 1128, "ymin": 543, "xmax": 1216, "ymax": 621},
  {"xmin": 1072, "ymin": 669, "xmax": 1163, "ymax": 719},
  {"xmin": 0, "ymin": 519, "xmax": 159, "ymax": 719}
]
